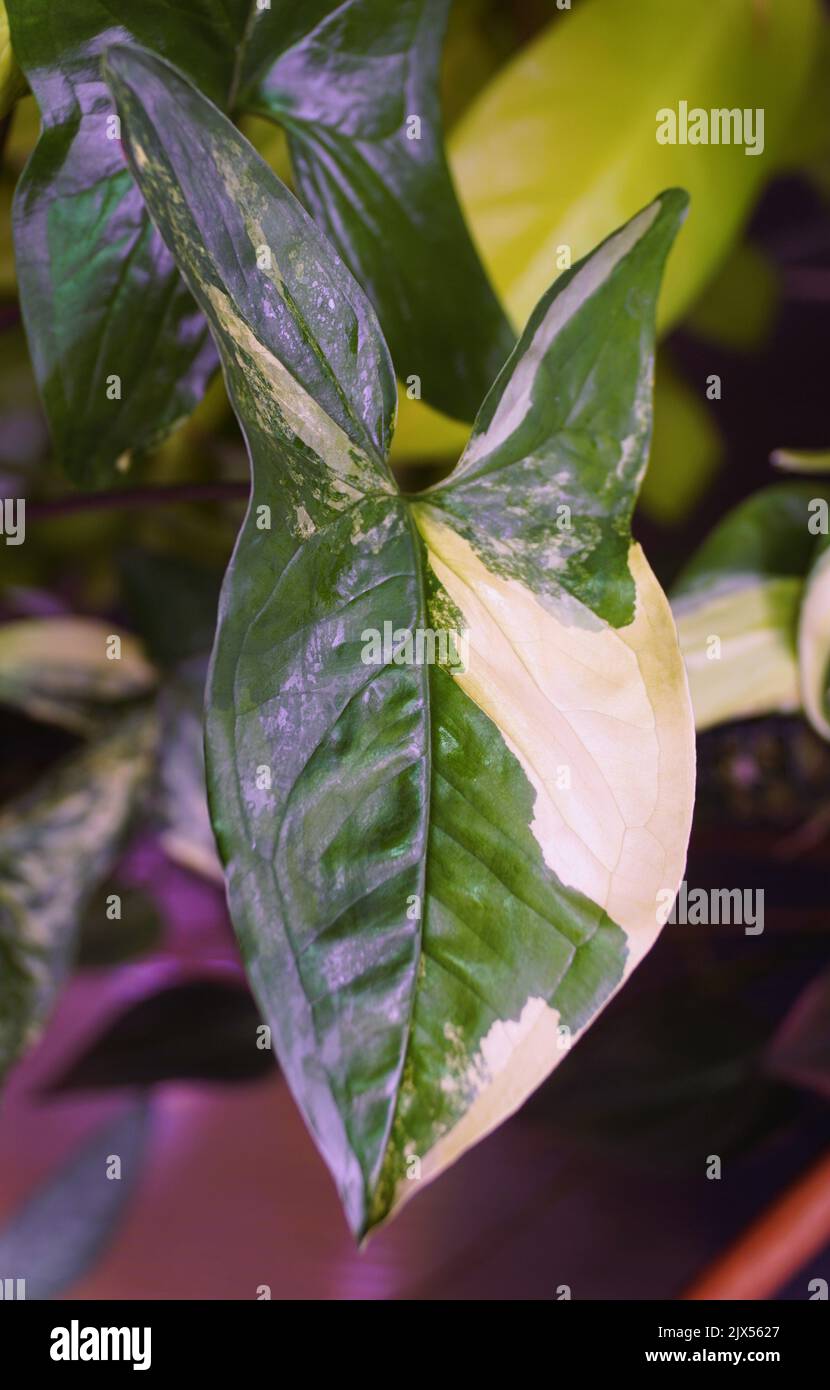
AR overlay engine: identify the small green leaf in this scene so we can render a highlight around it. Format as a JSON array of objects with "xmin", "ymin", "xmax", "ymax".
[
  {"xmin": 672, "ymin": 484, "xmax": 830, "ymax": 732},
  {"xmin": 0, "ymin": 710, "xmax": 157, "ymax": 1080},
  {"xmin": 0, "ymin": 617, "xmax": 156, "ymax": 734},
  {"xmin": 107, "ymin": 47, "xmax": 695, "ymax": 1236},
  {"xmin": 237, "ymin": 0, "xmax": 514, "ymax": 421}
]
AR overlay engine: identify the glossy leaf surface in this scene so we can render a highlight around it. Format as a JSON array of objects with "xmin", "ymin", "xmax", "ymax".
[
  {"xmin": 238, "ymin": 0, "xmax": 514, "ymax": 421},
  {"xmin": 4, "ymin": 0, "xmax": 253, "ymax": 483},
  {"xmin": 107, "ymin": 47, "xmax": 695, "ymax": 1236}
]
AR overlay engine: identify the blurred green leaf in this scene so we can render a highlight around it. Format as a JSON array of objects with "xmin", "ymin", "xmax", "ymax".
[
  {"xmin": 0, "ymin": 1101, "xmax": 149, "ymax": 1299},
  {"xmin": 76, "ymin": 884, "xmax": 162, "ymax": 968},
  {"xmin": 450, "ymin": 0, "xmax": 818, "ymax": 334},
  {"xmin": 0, "ymin": 1, "xmax": 25, "ymax": 119},
  {"xmin": 0, "ymin": 617, "xmax": 156, "ymax": 734},
  {"xmin": 672, "ymin": 484, "xmax": 830, "ymax": 733},
  {"xmin": 0, "ymin": 709, "xmax": 157, "ymax": 1080},
  {"xmin": 394, "ymin": 0, "xmax": 819, "ymax": 462},
  {"xmin": 118, "ymin": 548, "xmax": 222, "ymax": 670},
  {"xmin": 686, "ymin": 241, "xmax": 780, "ymax": 351}
]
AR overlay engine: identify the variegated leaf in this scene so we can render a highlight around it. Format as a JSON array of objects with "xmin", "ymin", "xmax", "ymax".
[{"xmin": 106, "ymin": 46, "xmax": 695, "ymax": 1235}]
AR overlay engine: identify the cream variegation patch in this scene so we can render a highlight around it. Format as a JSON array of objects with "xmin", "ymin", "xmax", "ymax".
[
  {"xmin": 373, "ymin": 506, "xmax": 696, "ymax": 1223},
  {"xmin": 673, "ymin": 577, "xmax": 802, "ymax": 731},
  {"xmin": 798, "ymin": 547, "xmax": 830, "ymax": 740},
  {"xmin": 413, "ymin": 504, "xmax": 695, "ymax": 971}
]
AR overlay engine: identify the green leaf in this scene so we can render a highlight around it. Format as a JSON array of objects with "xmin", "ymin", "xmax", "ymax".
[
  {"xmin": 672, "ymin": 484, "xmax": 830, "ymax": 732},
  {"xmin": 449, "ymin": 0, "xmax": 819, "ymax": 335},
  {"xmin": 237, "ymin": 0, "xmax": 515, "ymax": 422},
  {"xmin": 686, "ymin": 241, "xmax": 779, "ymax": 352},
  {"xmin": 8, "ymin": 0, "xmax": 513, "ymax": 483},
  {"xmin": 0, "ymin": 1101, "xmax": 149, "ymax": 1299},
  {"xmin": 76, "ymin": 883, "xmax": 162, "ymax": 967},
  {"xmin": 5, "ymin": 0, "xmax": 252, "ymax": 485},
  {"xmin": 0, "ymin": 0, "xmax": 25, "ymax": 119},
  {"xmin": 106, "ymin": 46, "xmax": 695, "ymax": 1236},
  {"xmin": 0, "ymin": 710, "xmax": 157, "ymax": 1080},
  {"xmin": 0, "ymin": 617, "xmax": 156, "ymax": 734}
]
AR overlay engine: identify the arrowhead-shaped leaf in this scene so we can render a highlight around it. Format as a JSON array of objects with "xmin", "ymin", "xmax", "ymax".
[
  {"xmin": 237, "ymin": 0, "xmax": 514, "ymax": 421},
  {"xmin": 106, "ymin": 47, "xmax": 695, "ymax": 1236}
]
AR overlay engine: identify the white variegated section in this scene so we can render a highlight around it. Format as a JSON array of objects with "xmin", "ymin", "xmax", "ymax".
[
  {"xmin": 673, "ymin": 577, "xmax": 802, "ymax": 731},
  {"xmin": 205, "ymin": 283, "xmax": 390, "ymax": 503},
  {"xmin": 798, "ymin": 546, "xmax": 830, "ymax": 740},
  {"xmin": 414, "ymin": 505, "xmax": 695, "ymax": 971},
  {"xmin": 381, "ymin": 508, "xmax": 695, "ymax": 1224},
  {"xmin": 420, "ymin": 996, "xmax": 563, "ymax": 1184},
  {"xmin": 454, "ymin": 199, "xmax": 661, "ymax": 476}
]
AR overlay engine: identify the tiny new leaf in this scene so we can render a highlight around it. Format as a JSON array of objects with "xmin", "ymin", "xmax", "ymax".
[{"xmin": 106, "ymin": 47, "xmax": 695, "ymax": 1236}]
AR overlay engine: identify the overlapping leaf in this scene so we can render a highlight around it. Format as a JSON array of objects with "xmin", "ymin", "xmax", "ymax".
[
  {"xmin": 6, "ymin": 0, "xmax": 511, "ymax": 484},
  {"xmin": 106, "ymin": 47, "xmax": 695, "ymax": 1236},
  {"xmin": 4, "ymin": 0, "xmax": 250, "ymax": 484},
  {"xmin": 237, "ymin": 0, "xmax": 514, "ymax": 421}
]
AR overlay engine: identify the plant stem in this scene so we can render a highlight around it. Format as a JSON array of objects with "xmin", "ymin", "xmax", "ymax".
[{"xmin": 28, "ymin": 481, "xmax": 249, "ymax": 519}]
